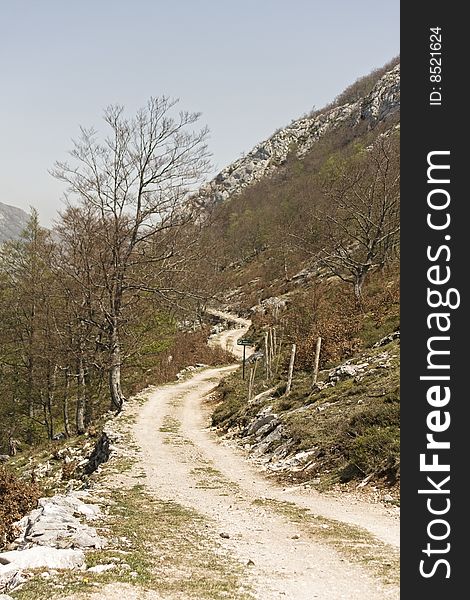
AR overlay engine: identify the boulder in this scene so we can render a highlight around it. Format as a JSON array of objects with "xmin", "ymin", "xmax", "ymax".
[
  {"xmin": 251, "ymin": 425, "xmax": 284, "ymax": 456},
  {"xmin": 254, "ymin": 419, "xmax": 281, "ymax": 440},
  {"xmin": 87, "ymin": 563, "xmax": 116, "ymax": 574},
  {"xmin": 248, "ymin": 385, "xmax": 276, "ymax": 403},
  {"xmin": 0, "ymin": 547, "xmax": 85, "ymax": 592},
  {"xmin": 13, "ymin": 494, "xmax": 103, "ymax": 550},
  {"xmin": 270, "ymin": 442, "xmax": 292, "ymax": 460},
  {"xmin": 0, "ymin": 568, "xmax": 25, "ymax": 593},
  {"xmin": 83, "ymin": 430, "xmax": 112, "ymax": 474},
  {"xmin": 0, "ymin": 547, "xmax": 85, "ymax": 570},
  {"xmin": 373, "ymin": 331, "xmax": 400, "ymax": 348},
  {"xmin": 328, "ymin": 362, "xmax": 369, "ymax": 382},
  {"xmin": 274, "ymin": 450, "xmax": 318, "ymax": 472},
  {"xmin": 245, "ymin": 414, "xmax": 278, "ymax": 436},
  {"xmin": 246, "ymin": 351, "xmax": 264, "ymax": 365}
]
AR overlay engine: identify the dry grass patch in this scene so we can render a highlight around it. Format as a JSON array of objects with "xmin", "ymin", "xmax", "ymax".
[{"xmin": 253, "ymin": 497, "xmax": 399, "ymax": 586}]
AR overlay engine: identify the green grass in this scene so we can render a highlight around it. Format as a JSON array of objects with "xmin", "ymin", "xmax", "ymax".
[
  {"xmin": 190, "ymin": 464, "xmax": 240, "ymax": 493},
  {"xmin": 158, "ymin": 415, "xmax": 181, "ymax": 434}
]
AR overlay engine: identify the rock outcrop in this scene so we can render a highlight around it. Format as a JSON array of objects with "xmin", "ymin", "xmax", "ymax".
[
  {"xmin": 12, "ymin": 493, "xmax": 103, "ymax": 551},
  {"xmin": 0, "ymin": 547, "xmax": 85, "ymax": 593},
  {"xmin": 0, "ymin": 492, "xmax": 102, "ymax": 593},
  {"xmin": 198, "ymin": 64, "xmax": 400, "ymax": 206}
]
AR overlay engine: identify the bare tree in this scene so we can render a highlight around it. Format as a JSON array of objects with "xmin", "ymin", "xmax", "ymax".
[
  {"xmin": 51, "ymin": 97, "xmax": 210, "ymax": 411},
  {"xmin": 320, "ymin": 134, "xmax": 400, "ymax": 306}
]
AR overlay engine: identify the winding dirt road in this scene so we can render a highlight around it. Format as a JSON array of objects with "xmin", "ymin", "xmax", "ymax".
[{"xmin": 131, "ymin": 316, "xmax": 400, "ymax": 600}]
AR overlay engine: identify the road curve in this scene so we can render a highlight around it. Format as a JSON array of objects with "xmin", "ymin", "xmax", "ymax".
[{"xmin": 131, "ymin": 318, "xmax": 399, "ymax": 600}]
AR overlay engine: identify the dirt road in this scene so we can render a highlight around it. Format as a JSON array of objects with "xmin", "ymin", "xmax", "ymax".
[
  {"xmin": 130, "ymin": 319, "xmax": 399, "ymax": 600},
  {"xmin": 208, "ymin": 315, "xmax": 399, "ymax": 547}
]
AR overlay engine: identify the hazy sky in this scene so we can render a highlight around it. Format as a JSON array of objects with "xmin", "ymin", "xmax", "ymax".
[{"xmin": 1, "ymin": 0, "xmax": 399, "ymax": 225}]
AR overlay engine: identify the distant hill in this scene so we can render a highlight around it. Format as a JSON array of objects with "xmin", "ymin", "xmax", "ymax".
[{"xmin": 0, "ymin": 202, "xmax": 29, "ymax": 243}]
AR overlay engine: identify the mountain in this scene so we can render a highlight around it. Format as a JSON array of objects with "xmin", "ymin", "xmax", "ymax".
[
  {"xmin": 198, "ymin": 62, "xmax": 399, "ymax": 205},
  {"xmin": 0, "ymin": 202, "xmax": 29, "ymax": 243}
]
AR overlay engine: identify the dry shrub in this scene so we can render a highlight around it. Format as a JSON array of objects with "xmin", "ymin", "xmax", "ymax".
[
  {"xmin": 170, "ymin": 328, "xmax": 234, "ymax": 368},
  {"xmin": 297, "ymin": 312, "xmax": 361, "ymax": 369},
  {"xmin": 0, "ymin": 466, "xmax": 40, "ymax": 548},
  {"xmin": 126, "ymin": 327, "xmax": 234, "ymax": 394},
  {"xmin": 295, "ymin": 286, "xmax": 361, "ymax": 369},
  {"xmin": 61, "ymin": 459, "xmax": 79, "ymax": 481},
  {"xmin": 286, "ymin": 267, "xmax": 399, "ymax": 371},
  {"xmin": 363, "ymin": 274, "xmax": 400, "ymax": 326}
]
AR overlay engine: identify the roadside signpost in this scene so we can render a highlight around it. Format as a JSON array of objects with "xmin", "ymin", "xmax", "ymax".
[{"xmin": 237, "ymin": 338, "xmax": 254, "ymax": 379}]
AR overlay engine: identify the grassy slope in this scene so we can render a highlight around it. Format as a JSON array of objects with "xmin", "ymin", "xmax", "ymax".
[{"xmin": 212, "ymin": 336, "xmax": 399, "ymax": 489}]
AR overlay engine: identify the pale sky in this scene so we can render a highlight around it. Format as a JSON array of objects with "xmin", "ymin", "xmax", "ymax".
[{"xmin": 0, "ymin": 0, "xmax": 399, "ymax": 225}]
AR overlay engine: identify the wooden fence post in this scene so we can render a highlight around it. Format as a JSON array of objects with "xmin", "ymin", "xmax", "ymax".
[
  {"xmin": 248, "ymin": 366, "xmax": 253, "ymax": 402},
  {"xmin": 248, "ymin": 360, "xmax": 258, "ymax": 402},
  {"xmin": 312, "ymin": 337, "xmax": 322, "ymax": 385},
  {"xmin": 264, "ymin": 332, "xmax": 270, "ymax": 381},
  {"xmin": 268, "ymin": 328, "xmax": 274, "ymax": 374},
  {"xmin": 275, "ymin": 328, "xmax": 284, "ymax": 376},
  {"xmin": 285, "ymin": 343, "xmax": 297, "ymax": 396}
]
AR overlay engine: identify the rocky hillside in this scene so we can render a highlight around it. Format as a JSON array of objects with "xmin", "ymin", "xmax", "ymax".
[
  {"xmin": 0, "ymin": 202, "xmax": 29, "ymax": 244},
  {"xmin": 199, "ymin": 58, "xmax": 400, "ymax": 493},
  {"xmin": 198, "ymin": 63, "xmax": 399, "ymax": 205},
  {"xmin": 212, "ymin": 334, "xmax": 400, "ymax": 494}
]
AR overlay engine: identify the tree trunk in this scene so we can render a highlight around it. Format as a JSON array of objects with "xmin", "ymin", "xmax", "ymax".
[
  {"xmin": 45, "ymin": 363, "xmax": 57, "ymax": 440},
  {"xmin": 84, "ymin": 369, "xmax": 94, "ymax": 426},
  {"xmin": 40, "ymin": 391, "xmax": 53, "ymax": 439},
  {"xmin": 8, "ymin": 437, "xmax": 18, "ymax": 456},
  {"xmin": 27, "ymin": 360, "xmax": 34, "ymax": 419},
  {"xmin": 354, "ymin": 271, "xmax": 367, "ymax": 310},
  {"xmin": 76, "ymin": 356, "xmax": 86, "ymax": 434},
  {"xmin": 26, "ymin": 354, "xmax": 35, "ymax": 444},
  {"xmin": 109, "ymin": 321, "xmax": 125, "ymax": 412},
  {"xmin": 63, "ymin": 368, "xmax": 70, "ymax": 438},
  {"xmin": 27, "ymin": 304, "xmax": 36, "ymax": 420}
]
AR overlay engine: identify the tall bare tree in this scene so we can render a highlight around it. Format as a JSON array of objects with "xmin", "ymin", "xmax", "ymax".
[
  {"xmin": 320, "ymin": 134, "xmax": 400, "ymax": 306},
  {"xmin": 52, "ymin": 97, "xmax": 210, "ymax": 410}
]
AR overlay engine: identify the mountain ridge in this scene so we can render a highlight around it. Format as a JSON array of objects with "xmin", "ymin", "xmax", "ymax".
[
  {"xmin": 198, "ymin": 63, "xmax": 400, "ymax": 206},
  {"xmin": 0, "ymin": 201, "xmax": 29, "ymax": 243}
]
